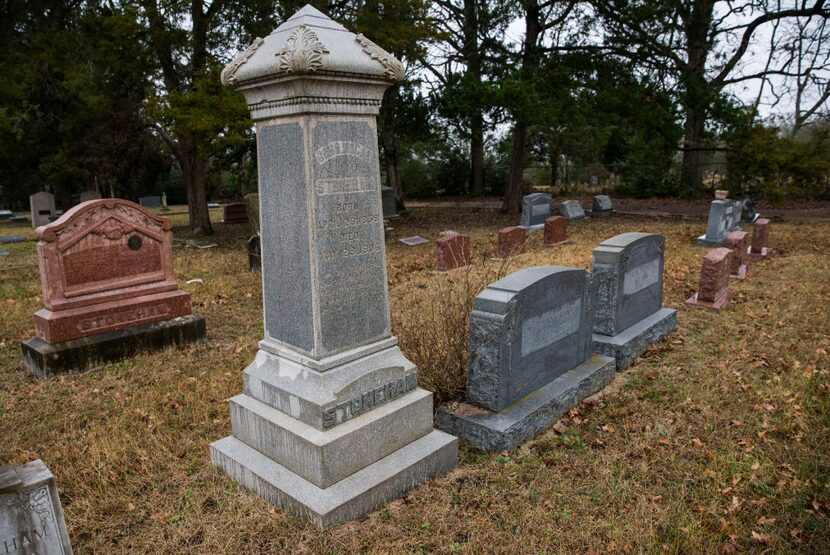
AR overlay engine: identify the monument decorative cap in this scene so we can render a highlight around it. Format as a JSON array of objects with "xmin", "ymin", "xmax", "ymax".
[{"xmin": 221, "ymin": 5, "xmax": 404, "ymax": 89}]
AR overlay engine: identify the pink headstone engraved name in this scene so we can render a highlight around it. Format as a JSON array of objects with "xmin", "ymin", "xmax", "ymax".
[
  {"xmin": 749, "ymin": 218, "xmax": 771, "ymax": 259},
  {"xmin": 32, "ymin": 199, "xmax": 193, "ymax": 343},
  {"xmin": 725, "ymin": 230, "xmax": 749, "ymax": 280}
]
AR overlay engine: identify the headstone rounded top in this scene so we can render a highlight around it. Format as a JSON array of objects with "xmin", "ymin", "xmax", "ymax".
[
  {"xmin": 221, "ymin": 4, "xmax": 404, "ymax": 89},
  {"xmin": 37, "ymin": 198, "xmax": 172, "ymax": 242},
  {"xmin": 597, "ymin": 232, "xmax": 660, "ymax": 249},
  {"xmin": 486, "ymin": 265, "xmax": 580, "ymax": 293}
]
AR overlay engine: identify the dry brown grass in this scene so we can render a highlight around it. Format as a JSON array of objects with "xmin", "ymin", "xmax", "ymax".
[{"xmin": 1, "ymin": 207, "xmax": 829, "ymax": 554}]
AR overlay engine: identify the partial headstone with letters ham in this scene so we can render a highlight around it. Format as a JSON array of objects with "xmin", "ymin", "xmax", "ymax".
[{"xmin": 21, "ymin": 199, "xmax": 205, "ymax": 377}]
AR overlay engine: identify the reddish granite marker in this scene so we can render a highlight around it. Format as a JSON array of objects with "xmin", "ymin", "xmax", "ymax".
[
  {"xmin": 497, "ymin": 226, "xmax": 527, "ymax": 258},
  {"xmin": 725, "ymin": 230, "xmax": 749, "ymax": 280},
  {"xmin": 223, "ymin": 202, "xmax": 248, "ymax": 224},
  {"xmin": 748, "ymin": 218, "xmax": 771, "ymax": 259},
  {"xmin": 31, "ymin": 199, "xmax": 194, "ymax": 342},
  {"xmin": 686, "ymin": 247, "xmax": 735, "ymax": 310},
  {"xmin": 436, "ymin": 232, "xmax": 471, "ymax": 271},
  {"xmin": 544, "ymin": 216, "xmax": 568, "ymax": 246}
]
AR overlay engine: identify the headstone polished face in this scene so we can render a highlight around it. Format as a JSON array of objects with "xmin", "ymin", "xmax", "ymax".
[
  {"xmin": 520, "ymin": 193, "xmax": 552, "ymax": 228},
  {"xmin": 697, "ymin": 200, "xmax": 733, "ymax": 246},
  {"xmin": 591, "ymin": 233, "xmax": 665, "ymax": 336},
  {"xmin": 590, "ymin": 233, "xmax": 677, "ymax": 370},
  {"xmin": 559, "ymin": 200, "xmax": 586, "ymax": 220},
  {"xmin": 466, "ymin": 267, "xmax": 593, "ymax": 412},
  {"xmin": 210, "ymin": 5, "xmax": 456, "ymax": 530},
  {"xmin": 29, "ymin": 192, "xmax": 55, "ymax": 229}
]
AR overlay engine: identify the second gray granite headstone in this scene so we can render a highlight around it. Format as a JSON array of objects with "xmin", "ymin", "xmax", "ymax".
[
  {"xmin": 559, "ymin": 200, "xmax": 586, "ymax": 220},
  {"xmin": 520, "ymin": 193, "xmax": 552, "ymax": 228}
]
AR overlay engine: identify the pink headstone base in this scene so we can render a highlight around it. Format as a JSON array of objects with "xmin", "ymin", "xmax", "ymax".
[
  {"xmin": 34, "ymin": 290, "xmax": 192, "ymax": 343},
  {"xmin": 747, "ymin": 246, "xmax": 770, "ymax": 260},
  {"xmin": 685, "ymin": 289, "xmax": 735, "ymax": 311}
]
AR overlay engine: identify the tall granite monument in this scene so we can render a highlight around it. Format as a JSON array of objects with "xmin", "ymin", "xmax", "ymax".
[
  {"xmin": 697, "ymin": 200, "xmax": 734, "ymax": 246},
  {"xmin": 210, "ymin": 5, "xmax": 457, "ymax": 529},
  {"xmin": 590, "ymin": 233, "xmax": 677, "ymax": 370}
]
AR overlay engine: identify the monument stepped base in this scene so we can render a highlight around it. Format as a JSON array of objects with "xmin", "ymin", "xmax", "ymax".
[
  {"xmin": 436, "ymin": 354, "xmax": 615, "ymax": 452},
  {"xmin": 210, "ymin": 431, "xmax": 457, "ymax": 530},
  {"xmin": 592, "ymin": 308, "xmax": 677, "ymax": 371},
  {"xmin": 21, "ymin": 315, "xmax": 205, "ymax": 378}
]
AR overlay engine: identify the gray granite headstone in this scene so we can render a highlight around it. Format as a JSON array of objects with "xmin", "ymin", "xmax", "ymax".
[
  {"xmin": 29, "ymin": 192, "xmax": 55, "ymax": 229},
  {"xmin": 729, "ymin": 199, "xmax": 743, "ymax": 230},
  {"xmin": 210, "ymin": 5, "xmax": 456, "ymax": 530},
  {"xmin": 590, "ymin": 232, "xmax": 677, "ymax": 370},
  {"xmin": 520, "ymin": 193, "xmax": 552, "ymax": 228},
  {"xmin": 437, "ymin": 266, "xmax": 615, "ymax": 451},
  {"xmin": 0, "ymin": 460, "xmax": 73, "ymax": 555},
  {"xmin": 138, "ymin": 196, "xmax": 162, "ymax": 208},
  {"xmin": 559, "ymin": 200, "xmax": 586, "ymax": 220},
  {"xmin": 740, "ymin": 199, "xmax": 759, "ymax": 223},
  {"xmin": 592, "ymin": 195, "xmax": 613, "ymax": 216},
  {"xmin": 697, "ymin": 200, "xmax": 732, "ymax": 246},
  {"xmin": 380, "ymin": 186, "xmax": 397, "ymax": 219}
]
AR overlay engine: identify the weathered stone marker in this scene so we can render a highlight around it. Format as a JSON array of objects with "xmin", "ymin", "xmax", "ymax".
[
  {"xmin": 592, "ymin": 195, "xmax": 613, "ymax": 217},
  {"xmin": 210, "ymin": 5, "xmax": 457, "ymax": 529},
  {"xmin": 29, "ymin": 192, "xmax": 55, "ymax": 229},
  {"xmin": 21, "ymin": 199, "xmax": 205, "ymax": 378},
  {"xmin": 697, "ymin": 200, "xmax": 733, "ymax": 246},
  {"xmin": 725, "ymin": 230, "xmax": 749, "ymax": 280},
  {"xmin": 437, "ymin": 266, "xmax": 615, "ymax": 451},
  {"xmin": 0, "ymin": 460, "xmax": 73, "ymax": 555},
  {"xmin": 497, "ymin": 226, "xmax": 526, "ymax": 258},
  {"xmin": 748, "ymin": 218, "xmax": 771, "ymax": 259},
  {"xmin": 380, "ymin": 186, "xmax": 398, "ymax": 219},
  {"xmin": 223, "ymin": 202, "xmax": 248, "ymax": 224},
  {"xmin": 686, "ymin": 247, "xmax": 735, "ymax": 310},
  {"xmin": 590, "ymin": 233, "xmax": 677, "ymax": 370},
  {"xmin": 520, "ymin": 193, "xmax": 552, "ymax": 229},
  {"xmin": 559, "ymin": 200, "xmax": 586, "ymax": 220},
  {"xmin": 436, "ymin": 232, "xmax": 471, "ymax": 271},
  {"xmin": 544, "ymin": 215, "xmax": 567, "ymax": 246},
  {"xmin": 78, "ymin": 190, "xmax": 101, "ymax": 203}
]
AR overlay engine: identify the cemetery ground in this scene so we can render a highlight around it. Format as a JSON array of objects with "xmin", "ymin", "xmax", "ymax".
[{"xmin": 1, "ymin": 206, "xmax": 829, "ymax": 553}]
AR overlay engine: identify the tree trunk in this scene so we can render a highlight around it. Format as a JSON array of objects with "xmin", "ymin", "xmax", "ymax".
[
  {"xmin": 470, "ymin": 114, "xmax": 485, "ymax": 195},
  {"xmin": 502, "ymin": 0, "xmax": 541, "ymax": 214},
  {"xmin": 503, "ymin": 121, "xmax": 528, "ymax": 214},
  {"xmin": 180, "ymin": 134, "xmax": 213, "ymax": 235},
  {"xmin": 680, "ymin": 104, "xmax": 707, "ymax": 198},
  {"xmin": 463, "ymin": 0, "xmax": 485, "ymax": 196},
  {"xmin": 380, "ymin": 88, "xmax": 405, "ymax": 211}
]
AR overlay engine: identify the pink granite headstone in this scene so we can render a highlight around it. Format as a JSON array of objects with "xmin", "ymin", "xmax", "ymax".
[
  {"xmin": 544, "ymin": 216, "xmax": 568, "ymax": 246},
  {"xmin": 497, "ymin": 226, "xmax": 527, "ymax": 258},
  {"xmin": 686, "ymin": 247, "xmax": 735, "ymax": 310},
  {"xmin": 749, "ymin": 218, "xmax": 771, "ymax": 259},
  {"xmin": 725, "ymin": 230, "xmax": 749, "ymax": 280},
  {"xmin": 436, "ymin": 232, "xmax": 471, "ymax": 271},
  {"xmin": 32, "ymin": 199, "xmax": 193, "ymax": 343}
]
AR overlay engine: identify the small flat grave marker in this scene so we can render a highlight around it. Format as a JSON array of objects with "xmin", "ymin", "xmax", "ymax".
[{"xmin": 399, "ymin": 236, "xmax": 428, "ymax": 246}]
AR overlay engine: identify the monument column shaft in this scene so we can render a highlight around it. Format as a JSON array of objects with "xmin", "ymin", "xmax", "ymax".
[{"xmin": 257, "ymin": 114, "xmax": 392, "ymax": 362}]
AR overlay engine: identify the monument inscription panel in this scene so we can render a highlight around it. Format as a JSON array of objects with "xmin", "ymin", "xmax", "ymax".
[{"xmin": 313, "ymin": 120, "xmax": 389, "ymax": 356}]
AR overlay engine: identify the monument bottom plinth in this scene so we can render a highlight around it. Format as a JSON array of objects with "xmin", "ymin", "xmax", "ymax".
[{"xmin": 210, "ymin": 431, "xmax": 457, "ymax": 530}]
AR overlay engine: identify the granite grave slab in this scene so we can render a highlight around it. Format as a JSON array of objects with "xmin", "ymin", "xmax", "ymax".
[
  {"xmin": 686, "ymin": 247, "xmax": 735, "ymax": 310},
  {"xmin": 592, "ymin": 195, "xmax": 613, "ymax": 218},
  {"xmin": 437, "ymin": 266, "xmax": 615, "ymax": 451},
  {"xmin": 748, "ymin": 218, "xmax": 771, "ymax": 259},
  {"xmin": 543, "ymin": 216, "xmax": 567, "ymax": 246},
  {"xmin": 520, "ymin": 193, "xmax": 552, "ymax": 229},
  {"xmin": 697, "ymin": 200, "xmax": 733, "ymax": 246},
  {"xmin": 381, "ymin": 186, "xmax": 398, "ymax": 219},
  {"xmin": 590, "ymin": 233, "xmax": 677, "ymax": 370},
  {"xmin": 497, "ymin": 226, "xmax": 526, "ymax": 258},
  {"xmin": 138, "ymin": 196, "xmax": 162, "ymax": 208},
  {"xmin": 223, "ymin": 202, "xmax": 248, "ymax": 224},
  {"xmin": 29, "ymin": 192, "xmax": 55, "ymax": 229},
  {"xmin": 559, "ymin": 200, "xmax": 586, "ymax": 220},
  {"xmin": 210, "ymin": 5, "xmax": 456, "ymax": 529},
  {"xmin": 436, "ymin": 232, "xmax": 471, "ymax": 271},
  {"xmin": 725, "ymin": 230, "xmax": 749, "ymax": 280}
]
